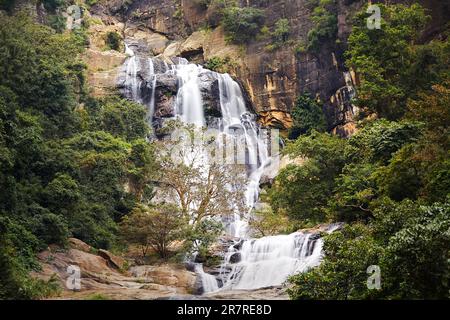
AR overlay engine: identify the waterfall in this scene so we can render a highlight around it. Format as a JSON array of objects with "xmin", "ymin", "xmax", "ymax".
[
  {"xmin": 147, "ymin": 58, "xmax": 157, "ymax": 122},
  {"xmin": 174, "ymin": 61, "xmax": 205, "ymax": 127},
  {"xmin": 220, "ymin": 233, "xmax": 321, "ymax": 290},
  {"xmin": 217, "ymin": 73, "xmax": 270, "ymax": 238},
  {"xmin": 119, "ymin": 47, "xmax": 336, "ymax": 294},
  {"xmin": 194, "ymin": 264, "xmax": 219, "ymax": 293},
  {"xmin": 124, "ymin": 44, "xmax": 140, "ymax": 102}
]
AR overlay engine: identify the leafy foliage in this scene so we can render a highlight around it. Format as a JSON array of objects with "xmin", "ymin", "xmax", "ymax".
[
  {"xmin": 306, "ymin": 0, "xmax": 338, "ymax": 52},
  {"xmin": 288, "ymin": 93, "xmax": 326, "ymax": 139},
  {"xmin": 284, "ymin": 3, "xmax": 450, "ymax": 299},
  {"xmin": 0, "ymin": 15, "xmax": 156, "ymax": 298},
  {"xmin": 346, "ymin": 3, "xmax": 449, "ymax": 119},
  {"xmin": 273, "ymin": 18, "xmax": 290, "ymax": 43},
  {"xmin": 105, "ymin": 31, "xmax": 122, "ymax": 51},
  {"xmin": 222, "ymin": 6, "xmax": 265, "ymax": 44},
  {"xmin": 288, "ymin": 224, "xmax": 382, "ymax": 300},
  {"xmin": 120, "ymin": 204, "xmax": 186, "ymax": 259},
  {"xmin": 204, "ymin": 56, "xmax": 236, "ymax": 73},
  {"xmin": 248, "ymin": 205, "xmax": 292, "ymax": 237},
  {"xmin": 269, "ymin": 131, "xmax": 347, "ymax": 223}
]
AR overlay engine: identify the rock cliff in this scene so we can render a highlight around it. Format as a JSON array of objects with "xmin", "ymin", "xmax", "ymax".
[
  {"xmin": 13, "ymin": 0, "xmax": 446, "ymax": 134},
  {"xmin": 87, "ymin": 0, "xmax": 363, "ymax": 132}
]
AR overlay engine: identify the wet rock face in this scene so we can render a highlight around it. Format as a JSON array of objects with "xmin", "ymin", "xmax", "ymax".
[
  {"xmin": 199, "ymin": 72, "xmax": 221, "ymax": 119},
  {"xmin": 229, "ymin": 252, "xmax": 241, "ymax": 264},
  {"xmin": 103, "ymin": 0, "xmax": 364, "ymax": 132}
]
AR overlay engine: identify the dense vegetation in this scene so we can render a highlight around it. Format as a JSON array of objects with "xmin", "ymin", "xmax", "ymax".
[
  {"xmin": 0, "ymin": 14, "xmax": 156, "ymax": 299},
  {"xmin": 288, "ymin": 93, "xmax": 327, "ymax": 139},
  {"xmin": 306, "ymin": 0, "xmax": 338, "ymax": 52},
  {"xmin": 264, "ymin": 3, "xmax": 450, "ymax": 299}
]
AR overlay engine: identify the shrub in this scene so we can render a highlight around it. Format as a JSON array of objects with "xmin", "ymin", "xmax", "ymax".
[
  {"xmin": 273, "ymin": 18, "xmax": 290, "ymax": 43},
  {"xmin": 288, "ymin": 93, "xmax": 326, "ymax": 139},
  {"xmin": 306, "ymin": 0, "xmax": 338, "ymax": 52},
  {"xmin": 105, "ymin": 31, "xmax": 122, "ymax": 51},
  {"xmin": 204, "ymin": 56, "xmax": 235, "ymax": 73},
  {"xmin": 222, "ymin": 6, "xmax": 265, "ymax": 44},
  {"xmin": 120, "ymin": 204, "xmax": 186, "ymax": 259}
]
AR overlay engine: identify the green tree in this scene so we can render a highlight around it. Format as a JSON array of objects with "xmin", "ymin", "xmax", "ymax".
[
  {"xmin": 288, "ymin": 224, "xmax": 382, "ymax": 300},
  {"xmin": 222, "ymin": 6, "xmax": 265, "ymax": 44},
  {"xmin": 120, "ymin": 204, "xmax": 185, "ymax": 259},
  {"xmin": 375, "ymin": 201, "xmax": 450, "ymax": 299},
  {"xmin": 329, "ymin": 163, "xmax": 377, "ymax": 222},
  {"xmin": 273, "ymin": 18, "xmax": 290, "ymax": 43},
  {"xmin": 346, "ymin": 4, "xmax": 436, "ymax": 119},
  {"xmin": 288, "ymin": 93, "xmax": 326, "ymax": 139},
  {"xmin": 269, "ymin": 131, "xmax": 347, "ymax": 222},
  {"xmin": 105, "ymin": 31, "xmax": 122, "ymax": 51},
  {"xmin": 306, "ymin": 0, "xmax": 337, "ymax": 52},
  {"xmin": 248, "ymin": 205, "xmax": 291, "ymax": 237}
]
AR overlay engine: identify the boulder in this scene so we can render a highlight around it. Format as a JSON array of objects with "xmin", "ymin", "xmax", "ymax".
[
  {"xmin": 68, "ymin": 238, "xmax": 92, "ymax": 253},
  {"xmin": 130, "ymin": 265, "xmax": 196, "ymax": 293},
  {"xmin": 84, "ymin": 49, "xmax": 126, "ymax": 97},
  {"xmin": 162, "ymin": 41, "xmax": 182, "ymax": 59},
  {"xmin": 178, "ymin": 31, "xmax": 207, "ymax": 62},
  {"xmin": 124, "ymin": 28, "xmax": 169, "ymax": 55},
  {"xmin": 31, "ymin": 242, "xmax": 196, "ymax": 299},
  {"xmin": 98, "ymin": 249, "xmax": 127, "ymax": 270},
  {"xmin": 229, "ymin": 252, "xmax": 241, "ymax": 264}
]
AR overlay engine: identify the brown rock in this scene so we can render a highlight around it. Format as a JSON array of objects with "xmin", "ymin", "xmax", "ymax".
[
  {"xmin": 98, "ymin": 249, "xmax": 127, "ymax": 270},
  {"xmin": 68, "ymin": 238, "xmax": 91, "ymax": 253},
  {"xmin": 32, "ymin": 245, "xmax": 196, "ymax": 299},
  {"xmin": 83, "ymin": 49, "xmax": 126, "ymax": 97},
  {"xmin": 130, "ymin": 265, "xmax": 196, "ymax": 292}
]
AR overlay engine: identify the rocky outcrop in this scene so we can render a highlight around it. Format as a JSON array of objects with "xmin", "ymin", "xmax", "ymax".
[
  {"xmin": 84, "ymin": 49, "xmax": 127, "ymax": 96},
  {"xmin": 31, "ymin": 239, "xmax": 197, "ymax": 300},
  {"xmin": 98, "ymin": 249, "xmax": 127, "ymax": 270},
  {"xmin": 130, "ymin": 265, "xmax": 196, "ymax": 293}
]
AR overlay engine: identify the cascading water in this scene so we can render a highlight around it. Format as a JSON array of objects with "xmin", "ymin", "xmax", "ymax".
[
  {"xmin": 175, "ymin": 61, "xmax": 205, "ymax": 127},
  {"xmin": 194, "ymin": 263, "xmax": 219, "ymax": 293},
  {"xmin": 147, "ymin": 58, "xmax": 157, "ymax": 121},
  {"xmin": 219, "ymin": 224, "xmax": 341, "ymax": 290},
  {"xmin": 217, "ymin": 73, "xmax": 270, "ymax": 238},
  {"xmin": 120, "ymin": 45, "xmax": 337, "ymax": 294},
  {"xmin": 124, "ymin": 44, "xmax": 141, "ymax": 103}
]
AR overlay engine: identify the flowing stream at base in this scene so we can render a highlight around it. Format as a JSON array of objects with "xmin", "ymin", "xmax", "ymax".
[{"xmin": 121, "ymin": 45, "xmax": 336, "ymax": 293}]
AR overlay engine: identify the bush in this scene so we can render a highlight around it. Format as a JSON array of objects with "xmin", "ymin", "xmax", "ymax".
[
  {"xmin": 222, "ymin": 6, "xmax": 265, "ymax": 44},
  {"xmin": 288, "ymin": 224, "xmax": 382, "ymax": 300},
  {"xmin": 204, "ymin": 56, "xmax": 235, "ymax": 73},
  {"xmin": 120, "ymin": 204, "xmax": 186, "ymax": 259},
  {"xmin": 47, "ymin": 14, "xmax": 66, "ymax": 33},
  {"xmin": 42, "ymin": 0, "xmax": 66, "ymax": 12},
  {"xmin": 288, "ymin": 93, "xmax": 326, "ymax": 139},
  {"xmin": 105, "ymin": 31, "xmax": 122, "ymax": 51},
  {"xmin": 273, "ymin": 18, "xmax": 290, "ymax": 43},
  {"xmin": 269, "ymin": 131, "xmax": 347, "ymax": 223},
  {"xmin": 306, "ymin": 0, "xmax": 338, "ymax": 52},
  {"xmin": 31, "ymin": 213, "xmax": 70, "ymax": 247}
]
